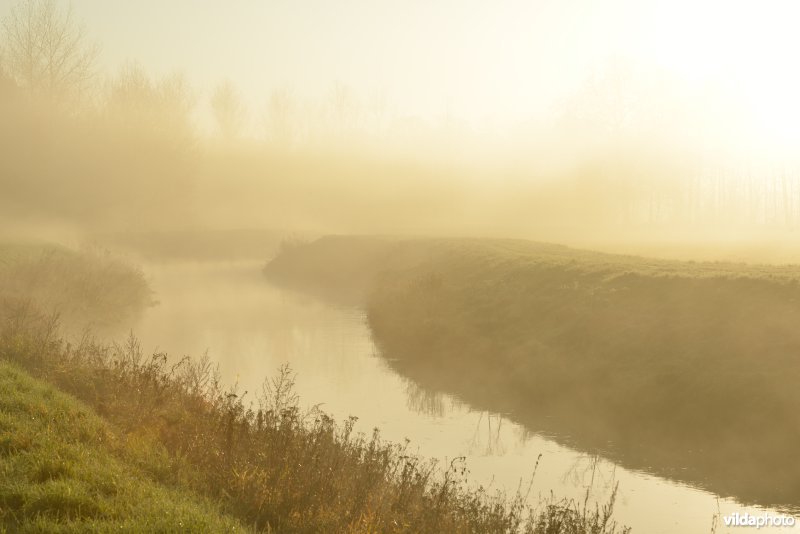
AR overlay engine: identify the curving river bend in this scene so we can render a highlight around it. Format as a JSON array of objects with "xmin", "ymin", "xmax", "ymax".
[{"xmin": 127, "ymin": 261, "xmax": 798, "ymax": 533}]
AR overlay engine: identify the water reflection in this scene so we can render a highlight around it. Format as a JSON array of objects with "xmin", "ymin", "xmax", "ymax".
[
  {"xmin": 405, "ymin": 380, "xmax": 451, "ymax": 418},
  {"xmin": 562, "ymin": 454, "xmax": 618, "ymax": 504},
  {"xmin": 128, "ymin": 261, "xmax": 798, "ymax": 533},
  {"xmin": 467, "ymin": 412, "xmax": 506, "ymax": 457}
]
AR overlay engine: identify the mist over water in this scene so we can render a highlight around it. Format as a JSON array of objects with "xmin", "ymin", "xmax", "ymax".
[
  {"xmin": 4, "ymin": 1, "xmax": 800, "ymax": 531},
  {"xmin": 128, "ymin": 261, "xmax": 797, "ymax": 533}
]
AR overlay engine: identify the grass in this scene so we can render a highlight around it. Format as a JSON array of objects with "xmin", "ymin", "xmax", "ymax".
[
  {"xmin": 264, "ymin": 235, "xmax": 800, "ymax": 514},
  {"xmin": 0, "ymin": 244, "xmax": 630, "ymax": 533},
  {"xmin": 0, "ymin": 360, "xmax": 247, "ymax": 532}
]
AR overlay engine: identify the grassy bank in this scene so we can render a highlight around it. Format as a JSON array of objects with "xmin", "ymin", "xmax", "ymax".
[
  {"xmin": 0, "ymin": 244, "xmax": 242, "ymax": 531},
  {"xmin": 0, "ymin": 245, "xmax": 628, "ymax": 533},
  {"xmin": 264, "ymin": 235, "xmax": 800, "ymax": 512},
  {"xmin": 0, "ymin": 360, "xmax": 247, "ymax": 532}
]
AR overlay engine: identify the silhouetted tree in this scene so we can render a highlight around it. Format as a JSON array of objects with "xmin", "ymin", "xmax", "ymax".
[
  {"xmin": 106, "ymin": 61, "xmax": 195, "ymax": 148},
  {"xmin": 1, "ymin": 0, "xmax": 98, "ymax": 102},
  {"xmin": 367, "ymin": 88, "xmax": 388, "ymax": 133},
  {"xmin": 211, "ymin": 80, "xmax": 245, "ymax": 141},
  {"xmin": 0, "ymin": 51, "xmax": 16, "ymax": 95},
  {"xmin": 328, "ymin": 82, "xmax": 360, "ymax": 137},
  {"xmin": 265, "ymin": 88, "xmax": 296, "ymax": 147}
]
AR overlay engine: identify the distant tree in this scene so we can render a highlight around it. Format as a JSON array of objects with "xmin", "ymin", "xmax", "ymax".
[
  {"xmin": 0, "ymin": 50, "xmax": 21, "ymax": 107},
  {"xmin": 328, "ymin": 82, "xmax": 359, "ymax": 136},
  {"xmin": 367, "ymin": 88, "xmax": 388, "ymax": 133},
  {"xmin": 106, "ymin": 61, "xmax": 195, "ymax": 148},
  {"xmin": 211, "ymin": 80, "xmax": 245, "ymax": 141},
  {"xmin": 0, "ymin": 0, "xmax": 98, "ymax": 102},
  {"xmin": 265, "ymin": 88, "xmax": 296, "ymax": 148},
  {"xmin": 561, "ymin": 61, "xmax": 640, "ymax": 136},
  {"xmin": 106, "ymin": 62, "xmax": 155, "ymax": 118},
  {"xmin": 0, "ymin": 49, "xmax": 12, "ymax": 89}
]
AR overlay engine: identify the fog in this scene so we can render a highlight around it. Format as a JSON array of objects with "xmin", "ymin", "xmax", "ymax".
[
  {"xmin": 4, "ymin": 2, "xmax": 800, "ymax": 531},
  {"xmin": 3, "ymin": 0, "xmax": 800, "ymax": 261}
]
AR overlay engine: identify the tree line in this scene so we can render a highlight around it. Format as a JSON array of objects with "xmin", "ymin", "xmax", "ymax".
[{"xmin": 3, "ymin": 0, "xmax": 799, "ymax": 235}]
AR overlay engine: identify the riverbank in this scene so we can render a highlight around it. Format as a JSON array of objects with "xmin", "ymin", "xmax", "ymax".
[
  {"xmin": 0, "ymin": 242, "xmax": 153, "ymax": 333},
  {"xmin": 0, "ymin": 360, "xmax": 247, "ymax": 532},
  {"xmin": 264, "ymin": 235, "xmax": 800, "ymax": 513},
  {"xmin": 0, "ymin": 243, "xmax": 628, "ymax": 533}
]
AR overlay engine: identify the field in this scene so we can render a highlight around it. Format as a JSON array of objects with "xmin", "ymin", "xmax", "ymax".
[{"xmin": 265, "ymin": 235, "xmax": 800, "ymax": 511}]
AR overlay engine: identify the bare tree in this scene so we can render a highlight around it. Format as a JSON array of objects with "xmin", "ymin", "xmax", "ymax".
[
  {"xmin": 328, "ymin": 82, "xmax": 360, "ymax": 136},
  {"xmin": 211, "ymin": 80, "xmax": 245, "ymax": 141},
  {"xmin": 0, "ymin": 49, "xmax": 20, "ymax": 103},
  {"xmin": 106, "ymin": 61, "xmax": 195, "ymax": 148},
  {"xmin": 265, "ymin": 88, "xmax": 296, "ymax": 148},
  {"xmin": 1, "ymin": 0, "xmax": 98, "ymax": 102},
  {"xmin": 367, "ymin": 88, "xmax": 388, "ymax": 133}
]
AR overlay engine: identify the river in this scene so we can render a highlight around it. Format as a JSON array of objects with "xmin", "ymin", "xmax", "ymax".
[{"xmin": 128, "ymin": 260, "xmax": 798, "ymax": 533}]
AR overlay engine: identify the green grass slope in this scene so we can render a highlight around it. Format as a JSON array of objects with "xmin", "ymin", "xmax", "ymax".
[
  {"xmin": 0, "ymin": 360, "xmax": 246, "ymax": 533},
  {"xmin": 264, "ymin": 235, "xmax": 800, "ymax": 514}
]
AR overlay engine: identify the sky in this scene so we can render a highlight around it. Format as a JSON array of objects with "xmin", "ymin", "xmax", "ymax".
[
  {"xmin": 74, "ymin": 0, "xmax": 609, "ymax": 122},
  {"xmin": 11, "ymin": 0, "xmax": 800, "ymax": 155}
]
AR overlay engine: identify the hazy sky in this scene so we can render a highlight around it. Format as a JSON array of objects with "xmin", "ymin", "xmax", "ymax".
[{"xmin": 56, "ymin": 0, "xmax": 800, "ymax": 150}]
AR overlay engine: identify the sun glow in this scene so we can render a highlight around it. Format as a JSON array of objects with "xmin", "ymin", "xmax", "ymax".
[
  {"xmin": 69, "ymin": 0, "xmax": 800, "ymax": 166},
  {"xmin": 640, "ymin": 0, "xmax": 800, "ymax": 158}
]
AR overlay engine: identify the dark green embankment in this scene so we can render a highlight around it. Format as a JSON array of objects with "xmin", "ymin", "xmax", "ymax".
[{"xmin": 264, "ymin": 235, "xmax": 800, "ymax": 512}]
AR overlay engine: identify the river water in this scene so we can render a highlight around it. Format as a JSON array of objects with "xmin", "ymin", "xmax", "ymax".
[{"xmin": 129, "ymin": 261, "xmax": 798, "ymax": 533}]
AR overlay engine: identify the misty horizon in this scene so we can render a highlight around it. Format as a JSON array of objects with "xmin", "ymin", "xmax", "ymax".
[{"xmin": 2, "ymin": 2, "xmax": 800, "ymax": 533}]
